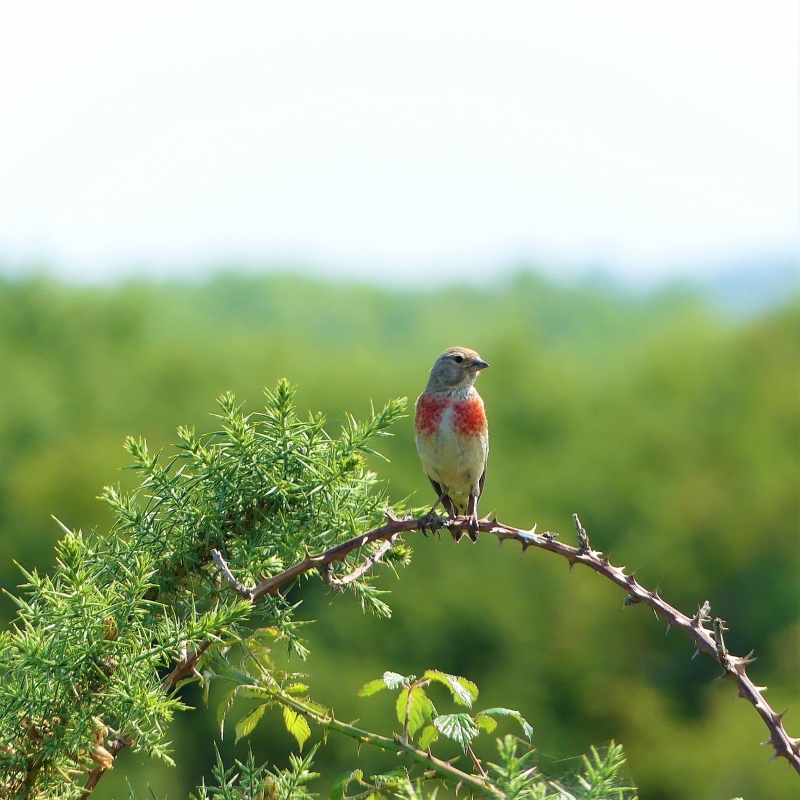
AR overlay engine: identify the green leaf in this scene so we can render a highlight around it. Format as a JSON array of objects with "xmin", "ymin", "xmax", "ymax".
[
  {"xmin": 382, "ymin": 670, "xmax": 410, "ymax": 690},
  {"xmin": 417, "ymin": 723, "xmax": 439, "ymax": 751},
  {"xmin": 358, "ymin": 678, "xmax": 388, "ymax": 697},
  {"xmin": 475, "ymin": 707, "xmax": 533, "ymax": 739},
  {"xmin": 432, "ymin": 713, "xmax": 480, "ymax": 751},
  {"xmin": 423, "ymin": 670, "xmax": 479, "ymax": 707},
  {"xmin": 234, "ymin": 703, "xmax": 267, "ymax": 742},
  {"xmin": 396, "ymin": 687, "xmax": 434, "ymax": 736},
  {"xmin": 330, "ymin": 768, "xmax": 363, "ymax": 800},
  {"xmin": 217, "ymin": 685, "xmax": 239, "ymax": 738},
  {"xmin": 475, "ymin": 714, "xmax": 497, "ymax": 734},
  {"xmin": 282, "ymin": 706, "xmax": 311, "ymax": 750}
]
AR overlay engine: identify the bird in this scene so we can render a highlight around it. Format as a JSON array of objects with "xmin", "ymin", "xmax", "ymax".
[{"xmin": 414, "ymin": 346, "xmax": 490, "ymax": 541}]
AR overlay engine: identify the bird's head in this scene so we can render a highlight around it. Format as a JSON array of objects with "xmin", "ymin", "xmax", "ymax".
[{"xmin": 425, "ymin": 347, "xmax": 490, "ymax": 393}]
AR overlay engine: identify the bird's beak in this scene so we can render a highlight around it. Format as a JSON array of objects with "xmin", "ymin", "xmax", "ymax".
[{"xmin": 471, "ymin": 359, "xmax": 490, "ymax": 371}]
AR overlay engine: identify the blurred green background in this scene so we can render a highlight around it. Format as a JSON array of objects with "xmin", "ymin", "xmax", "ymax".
[{"xmin": 0, "ymin": 270, "xmax": 797, "ymax": 799}]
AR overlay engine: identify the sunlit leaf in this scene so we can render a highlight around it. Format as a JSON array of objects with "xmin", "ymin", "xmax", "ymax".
[
  {"xmin": 417, "ymin": 724, "xmax": 439, "ymax": 751},
  {"xmin": 234, "ymin": 703, "xmax": 267, "ymax": 742},
  {"xmin": 432, "ymin": 713, "xmax": 480, "ymax": 750},
  {"xmin": 358, "ymin": 678, "xmax": 388, "ymax": 697},
  {"xmin": 475, "ymin": 714, "xmax": 497, "ymax": 734},
  {"xmin": 396, "ymin": 687, "xmax": 434, "ymax": 736},
  {"xmin": 475, "ymin": 707, "xmax": 533, "ymax": 739},
  {"xmin": 423, "ymin": 670, "xmax": 479, "ymax": 707},
  {"xmin": 382, "ymin": 671, "xmax": 410, "ymax": 690},
  {"xmin": 283, "ymin": 706, "xmax": 311, "ymax": 750}
]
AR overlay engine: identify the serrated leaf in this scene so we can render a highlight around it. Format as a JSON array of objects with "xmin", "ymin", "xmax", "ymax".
[
  {"xmin": 217, "ymin": 686, "xmax": 239, "ymax": 738},
  {"xmin": 475, "ymin": 714, "xmax": 497, "ymax": 734},
  {"xmin": 358, "ymin": 678, "xmax": 388, "ymax": 697},
  {"xmin": 423, "ymin": 670, "xmax": 479, "ymax": 707},
  {"xmin": 432, "ymin": 713, "xmax": 480, "ymax": 750},
  {"xmin": 395, "ymin": 687, "xmax": 434, "ymax": 736},
  {"xmin": 382, "ymin": 670, "xmax": 410, "ymax": 690},
  {"xmin": 234, "ymin": 703, "xmax": 267, "ymax": 742},
  {"xmin": 476, "ymin": 707, "xmax": 533, "ymax": 739},
  {"xmin": 330, "ymin": 768, "xmax": 363, "ymax": 800},
  {"xmin": 282, "ymin": 706, "xmax": 311, "ymax": 750},
  {"xmin": 417, "ymin": 723, "xmax": 439, "ymax": 751}
]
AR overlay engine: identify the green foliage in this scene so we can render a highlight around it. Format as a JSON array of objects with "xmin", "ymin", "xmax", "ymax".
[
  {"xmin": 0, "ymin": 272, "xmax": 796, "ymax": 798},
  {"xmin": 220, "ymin": 659, "xmax": 637, "ymax": 800},
  {"xmin": 129, "ymin": 747, "xmax": 320, "ymax": 800},
  {"xmin": 0, "ymin": 382, "xmax": 409, "ymax": 798},
  {"xmin": 355, "ymin": 668, "xmax": 531, "ymax": 753}
]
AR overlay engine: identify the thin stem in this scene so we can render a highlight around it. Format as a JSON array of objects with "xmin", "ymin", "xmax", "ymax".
[{"xmin": 273, "ymin": 690, "xmax": 503, "ymax": 798}]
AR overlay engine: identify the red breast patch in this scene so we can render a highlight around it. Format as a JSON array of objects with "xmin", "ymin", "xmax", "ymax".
[
  {"xmin": 415, "ymin": 394, "xmax": 449, "ymax": 435},
  {"xmin": 452, "ymin": 397, "xmax": 487, "ymax": 437}
]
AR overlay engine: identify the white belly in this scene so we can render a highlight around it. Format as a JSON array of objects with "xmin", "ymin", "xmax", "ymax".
[{"xmin": 415, "ymin": 406, "xmax": 488, "ymax": 512}]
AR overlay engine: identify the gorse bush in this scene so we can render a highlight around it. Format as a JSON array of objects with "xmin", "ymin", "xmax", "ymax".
[{"xmin": 0, "ymin": 380, "xmax": 640, "ymax": 799}]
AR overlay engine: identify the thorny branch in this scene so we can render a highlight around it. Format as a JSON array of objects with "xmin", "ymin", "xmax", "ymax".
[{"xmin": 83, "ymin": 509, "xmax": 800, "ymax": 794}]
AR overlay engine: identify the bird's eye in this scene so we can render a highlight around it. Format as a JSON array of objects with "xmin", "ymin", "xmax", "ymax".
[{"xmin": 454, "ymin": 355, "xmax": 464, "ymax": 363}]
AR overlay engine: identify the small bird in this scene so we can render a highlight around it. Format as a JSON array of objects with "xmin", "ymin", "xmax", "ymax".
[{"xmin": 414, "ymin": 347, "xmax": 490, "ymax": 541}]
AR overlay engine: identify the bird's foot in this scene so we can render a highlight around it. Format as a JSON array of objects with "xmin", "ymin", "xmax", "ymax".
[
  {"xmin": 466, "ymin": 512, "xmax": 480, "ymax": 543},
  {"xmin": 418, "ymin": 509, "xmax": 447, "ymax": 535},
  {"xmin": 449, "ymin": 513, "xmax": 479, "ymax": 543}
]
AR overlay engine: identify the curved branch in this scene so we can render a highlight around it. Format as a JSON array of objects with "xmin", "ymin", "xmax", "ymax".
[{"xmin": 83, "ymin": 509, "xmax": 800, "ymax": 794}]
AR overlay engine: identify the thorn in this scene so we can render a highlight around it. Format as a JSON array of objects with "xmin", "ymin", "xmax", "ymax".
[
  {"xmin": 776, "ymin": 708, "xmax": 789, "ymax": 721},
  {"xmin": 665, "ymin": 622, "xmax": 672, "ymax": 635},
  {"xmin": 521, "ymin": 541, "xmax": 529, "ymax": 553},
  {"xmin": 767, "ymin": 749, "xmax": 781, "ymax": 762},
  {"xmin": 691, "ymin": 647, "xmax": 701, "ymax": 660},
  {"xmin": 734, "ymin": 688, "xmax": 745, "ymax": 701}
]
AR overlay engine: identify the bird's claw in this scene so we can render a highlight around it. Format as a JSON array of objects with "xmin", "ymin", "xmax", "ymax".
[
  {"xmin": 466, "ymin": 513, "xmax": 479, "ymax": 543},
  {"xmin": 418, "ymin": 510, "xmax": 446, "ymax": 534}
]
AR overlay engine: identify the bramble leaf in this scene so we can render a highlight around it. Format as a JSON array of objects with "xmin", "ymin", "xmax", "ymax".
[
  {"xmin": 417, "ymin": 724, "xmax": 439, "ymax": 751},
  {"xmin": 423, "ymin": 670, "xmax": 479, "ymax": 707},
  {"xmin": 475, "ymin": 707, "xmax": 533, "ymax": 739},
  {"xmin": 382, "ymin": 671, "xmax": 410, "ymax": 690},
  {"xmin": 234, "ymin": 703, "xmax": 267, "ymax": 742},
  {"xmin": 475, "ymin": 715, "xmax": 497, "ymax": 734},
  {"xmin": 330, "ymin": 768, "xmax": 363, "ymax": 800},
  {"xmin": 358, "ymin": 678, "xmax": 388, "ymax": 697},
  {"xmin": 396, "ymin": 687, "xmax": 434, "ymax": 736},
  {"xmin": 432, "ymin": 713, "xmax": 480, "ymax": 750},
  {"xmin": 283, "ymin": 706, "xmax": 311, "ymax": 750}
]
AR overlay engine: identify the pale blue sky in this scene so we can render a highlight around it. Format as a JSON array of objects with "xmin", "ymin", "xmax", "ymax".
[{"xmin": 0, "ymin": 0, "xmax": 797, "ymax": 286}]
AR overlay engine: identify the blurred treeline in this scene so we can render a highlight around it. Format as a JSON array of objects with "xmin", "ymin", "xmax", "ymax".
[{"xmin": 0, "ymin": 270, "xmax": 797, "ymax": 799}]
